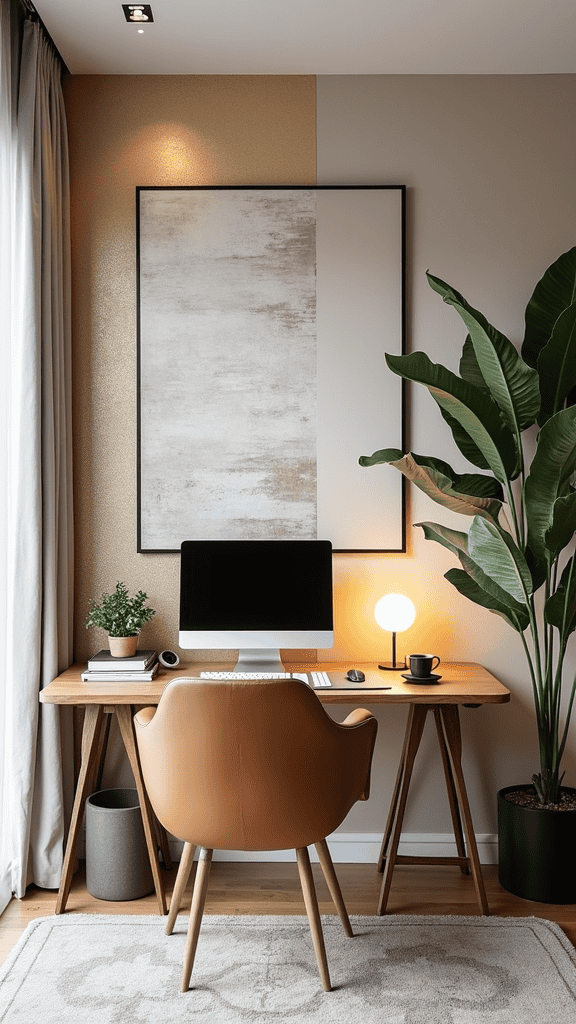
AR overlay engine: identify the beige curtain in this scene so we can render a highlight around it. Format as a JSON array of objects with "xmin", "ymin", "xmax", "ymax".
[{"xmin": 0, "ymin": 5, "xmax": 74, "ymax": 911}]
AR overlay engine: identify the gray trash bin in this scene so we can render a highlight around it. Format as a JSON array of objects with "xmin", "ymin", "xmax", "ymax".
[{"xmin": 85, "ymin": 788, "xmax": 155, "ymax": 901}]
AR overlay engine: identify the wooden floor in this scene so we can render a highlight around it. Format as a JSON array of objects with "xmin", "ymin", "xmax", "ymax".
[{"xmin": 2, "ymin": 860, "xmax": 576, "ymax": 965}]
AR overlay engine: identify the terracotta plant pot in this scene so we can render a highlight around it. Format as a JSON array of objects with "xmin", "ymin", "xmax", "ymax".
[{"xmin": 108, "ymin": 635, "xmax": 139, "ymax": 658}]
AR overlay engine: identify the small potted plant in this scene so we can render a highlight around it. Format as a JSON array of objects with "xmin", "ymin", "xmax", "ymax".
[{"xmin": 85, "ymin": 581, "xmax": 155, "ymax": 657}]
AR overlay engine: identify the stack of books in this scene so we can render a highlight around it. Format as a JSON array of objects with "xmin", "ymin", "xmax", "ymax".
[{"xmin": 81, "ymin": 649, "xmax": 158, "ymax": 682}]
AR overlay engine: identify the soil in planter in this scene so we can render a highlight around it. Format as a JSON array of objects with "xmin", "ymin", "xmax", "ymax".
[{"xmin": 504, "ymin": 788, "xmax": 576, "ymax": 811}]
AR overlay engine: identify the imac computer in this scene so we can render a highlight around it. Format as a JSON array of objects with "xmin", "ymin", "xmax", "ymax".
[{"xmin": 179, "ymin": 539, "xmax": 334, "ymax": 673}]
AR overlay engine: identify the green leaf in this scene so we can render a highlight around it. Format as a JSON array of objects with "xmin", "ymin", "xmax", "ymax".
[
  {"xmin": 467, "ymin": 516, "xmax": 533, "ymax": 604},
  {"xmin": 459, "ymin": 336, "xmax": 490, "ymax": 394},
  {"xmin": 445, "ymin": 567, "xmax": 529, "ymax": 632},
  {"xmin": 416, "ymin": 520, "xmax": 529, "ymax": 617},
  {"xmin": 385, "ymin": 351, "xmax": 519, "ymax": 482},
  {"xmin": 416, "ymin": 520, "xmax": 470, "ymax": 559},
  {"xmin": 524, "ymin": 406, "xmax": 576, "ymax": 562},
  {"xmin": 537, "ymin": 300, "xmax": 576, "ymax": 426},
  {"xmin": 546, "ymin": 557, "xmax": 576, "ymax": 637},
  {"xmin": 409, "ymin": 455, "xmax": 503, "ymax": 500},
  {"xmin": 523, "ymin": 247, "xmax": 576, "ymax": 368},
  {"xmin": 84, "ymin": 581, "xmax": 155, "ymax": 636},
  {"xmin": 438, "ymin": 406, "xmax": 491, "ymax": 470},
  {"xmin": 525, "ymin": 546, "xmax": 548, "ymax": 594},
  {"xmin": 544, "ymin": 491, "xmax": 576, "ymax": 559},
  {"xmin": 358, "ymin": 448, "xmax": 403, "ymax": 469},
  {"xmin": 427, "ymin": 272, "xmax": 540, "ymax": 433},
  {"xmin": 358, "ymin": 449, "xmax": 503, "ymax": 520}
]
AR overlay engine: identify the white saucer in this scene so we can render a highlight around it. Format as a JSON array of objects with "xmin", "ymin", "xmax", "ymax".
[{"xmin": 401, "ymin": 672, "xmax": 442, "ymax": 684}]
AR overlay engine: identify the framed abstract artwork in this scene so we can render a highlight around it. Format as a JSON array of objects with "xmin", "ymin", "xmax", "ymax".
[{"xmin": 136, "ymin": 185, "xmax": 406, "ymax": 552}]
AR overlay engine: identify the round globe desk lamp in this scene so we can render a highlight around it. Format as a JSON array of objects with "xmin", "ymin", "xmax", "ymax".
[{"xmin": 375, "ymin": 594, "xmax": 416, "ymax": 670}]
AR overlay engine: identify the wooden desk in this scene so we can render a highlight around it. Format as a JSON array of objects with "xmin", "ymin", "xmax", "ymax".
[{"xmin": 40, "ymin": 661, "xmax": 509, "ymax": 916}]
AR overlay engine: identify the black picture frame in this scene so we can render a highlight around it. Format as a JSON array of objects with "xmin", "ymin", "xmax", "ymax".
[{"xmin": 136, "ymin": 185, "xmax": 406, "ymax": 553}]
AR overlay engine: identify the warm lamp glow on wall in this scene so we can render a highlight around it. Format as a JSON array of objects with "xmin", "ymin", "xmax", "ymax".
[{"xmin": 374, "ymin": 594, "xmax": 416, "ymax": 670}]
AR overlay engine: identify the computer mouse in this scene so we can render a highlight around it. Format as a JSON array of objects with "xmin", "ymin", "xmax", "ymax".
[{"xmin": 346, "ymin": 669, "xmax": 365, "ymax": 683}]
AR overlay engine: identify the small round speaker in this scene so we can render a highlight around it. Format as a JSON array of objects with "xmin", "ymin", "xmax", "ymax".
[{"xmin": 158, "ymin": 650, "xmax": 180, "ymax": 669}]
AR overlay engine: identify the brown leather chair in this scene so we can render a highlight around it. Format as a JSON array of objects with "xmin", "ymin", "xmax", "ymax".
[{"xmin": 134, "ymin": 676, "xmax": 378, "ymax": 993}]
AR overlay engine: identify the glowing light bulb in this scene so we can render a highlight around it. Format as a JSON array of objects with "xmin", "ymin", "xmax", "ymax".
[{"xmin": 375, "ymin": 594, "xmax": 416, "ymax": 670}]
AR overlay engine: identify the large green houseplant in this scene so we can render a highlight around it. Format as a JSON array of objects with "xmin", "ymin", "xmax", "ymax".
[
  {"xmin": 360, "ymin": 247, "xmax": 576, "ymax": 900},
  {"xmin": 361, "ymin": 246, "xmax": 576, "ymax": 789}
]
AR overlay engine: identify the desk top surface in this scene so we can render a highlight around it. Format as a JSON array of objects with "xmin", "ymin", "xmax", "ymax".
[{"xmin": 40, "ymin": 661, "xmax": 510, "ymax": 706}]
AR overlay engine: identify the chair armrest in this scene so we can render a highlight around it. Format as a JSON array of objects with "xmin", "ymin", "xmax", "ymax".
[
  {"xmin": 134, "ymin": 706, "xmax": 156, "ymax": 728},
  {"xmin": 335, "ymin": 708, "xmax": 378, "ymax": 801},
  {"xmin": 341, "ymin": 708, "xmax": 375, "ymax": 728}
]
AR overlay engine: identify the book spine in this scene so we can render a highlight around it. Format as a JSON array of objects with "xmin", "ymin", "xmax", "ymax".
[
  {"xmin": 81, "ymin": 669, "xmax": 158, "ymax": 682},
  {"xmin": 81, "ymin": 676, "xmax": 156, "ymax": 682},
  {"xmin": 87, "ymin": 663, "xmax": 153, "ymax": 672},
  {"xmin": 87, "ymin": 658, "xmax": 156, "ymax": 671}
]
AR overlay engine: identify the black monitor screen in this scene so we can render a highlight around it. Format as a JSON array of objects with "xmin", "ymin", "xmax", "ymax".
[{"xmin": 179, "ymin": 540, "xmax": 333, "ymax": 632}]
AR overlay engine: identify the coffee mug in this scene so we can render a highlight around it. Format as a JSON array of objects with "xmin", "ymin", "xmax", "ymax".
[{"xmin": 409, "ymin": 653, "xmax": 441, "ymax": 678}]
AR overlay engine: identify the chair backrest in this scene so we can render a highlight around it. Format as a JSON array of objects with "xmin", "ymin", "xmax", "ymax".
[{"xmin": 135, "ymin": 676, "xmax": 377, "ymax": 851}]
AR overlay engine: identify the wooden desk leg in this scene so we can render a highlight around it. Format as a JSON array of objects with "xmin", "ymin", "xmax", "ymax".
[
  {"xmin": 56, "ymin": 705, "xmax": 105, "ymax": 914},
  {"xmin": 377, "ymin": 705, "xmax": 428, "ymax": 915},
  {"xmin": 154, "ymin": 817, "xmax": 173, "ymax": 871},
  {"xmin": 439, "ymin": 705, "xmax": 489, "ymax": 916},
  {"xmin": 92, "ymin": 709, "xmax": 113, "ymax": 794},
  {"xmin": 115, "ymin": 705, "xmax": 167, "ymax": 915},
  {"xmin": 377, "ymin": 707, "xmax": 414, "ymax": 873},
  {"xmin": 433, "ymin": 707, "xmax": 469, "ymax": 875}
]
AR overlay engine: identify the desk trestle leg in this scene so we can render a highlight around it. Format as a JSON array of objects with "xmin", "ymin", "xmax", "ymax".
[
  {"xmin": 115, "ymin": 705, "xmax": 168, "ymax": 915},
  {"xmin": 377, "ymin": 703, "xmax": 489, "ymax": 917},
  {"xmin": 56, "ymin": 705, "xmax": 105, "ymax": 914},
  {"xmin": 433, "ymin": 707, "xmax": 469, "ymax": 876}
]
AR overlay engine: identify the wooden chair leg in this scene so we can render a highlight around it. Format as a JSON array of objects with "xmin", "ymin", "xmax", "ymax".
[
  {"xmin": 181, "ymin": 847, "xmax": 213, "ymax": 992},
  {"xmin": 314, "ymin": 839, "xmax": 353, "ymax": 937},
  {"xmin": 166, "ymin": 842, "xmax": 196, "ymax": 935},
  {"xmin": 296, "ymin": 847, "xmax": 331, "ymax": 992}
]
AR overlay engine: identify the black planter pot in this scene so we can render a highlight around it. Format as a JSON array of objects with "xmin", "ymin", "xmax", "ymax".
[{"xmin": 498, "ymin": 784, "xmax": 576, "ymax": 903}]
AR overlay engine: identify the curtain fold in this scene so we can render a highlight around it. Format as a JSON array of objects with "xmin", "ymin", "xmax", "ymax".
[{"xmin": 0, "ymin": 5, "xmax": 74, "ymax": 912}]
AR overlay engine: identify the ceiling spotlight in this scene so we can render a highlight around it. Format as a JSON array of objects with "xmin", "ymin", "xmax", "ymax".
[{"xmin": 122, "ymin": 5, "xmax": 154, "ymax": 23}]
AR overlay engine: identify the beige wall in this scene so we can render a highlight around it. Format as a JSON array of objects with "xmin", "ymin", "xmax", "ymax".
[
  {"xmin": 65, "ymin": 73, "xmax": 576, "ymax": 842},
  {"xmin": 64, "ymin": 75, "xmax": 316, "ymax": 664},
  {"xmin": 318, "ymin": 74, "xmax": 576, "ymax": 834}
]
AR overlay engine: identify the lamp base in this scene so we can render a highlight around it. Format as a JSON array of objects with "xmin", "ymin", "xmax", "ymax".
[{"xmin": 378, "ymin": 659, "xmax": 407, "ymax": 671}]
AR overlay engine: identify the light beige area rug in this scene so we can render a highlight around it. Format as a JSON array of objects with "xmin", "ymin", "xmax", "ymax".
[{"xmin": 2, "ymin": 914, "xmax": 576, "ymax": 1023}]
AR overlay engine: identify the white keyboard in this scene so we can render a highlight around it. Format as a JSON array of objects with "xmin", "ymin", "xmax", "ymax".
[
  {"xmin": 199, "ymin": 670, "xmax": 332, "ymax": 688},
  {"xmin": 309, "ymin": 671, "xmax": 332, "ymax": 688},
  {"xmin": 200, "ymin": 672, "xmax": 292, "ymax": 679}
]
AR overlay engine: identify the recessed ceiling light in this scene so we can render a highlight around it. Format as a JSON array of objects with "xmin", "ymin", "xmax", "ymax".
[{"xmin": 122, "ymin": 5, "xmax": 154, "ymax": 23}]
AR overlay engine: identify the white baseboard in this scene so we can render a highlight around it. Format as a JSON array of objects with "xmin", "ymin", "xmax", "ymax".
[{"xmin": 167, "ymin": 832, "xmax": 499, "ymax": 866}]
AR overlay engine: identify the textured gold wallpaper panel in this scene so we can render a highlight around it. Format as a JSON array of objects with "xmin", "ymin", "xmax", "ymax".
[{"xmin": 63, "ymin": 75, "xmax": 317, "ymax": 662}]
